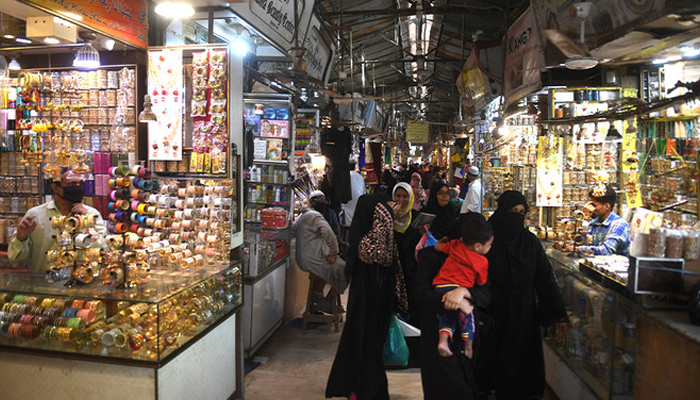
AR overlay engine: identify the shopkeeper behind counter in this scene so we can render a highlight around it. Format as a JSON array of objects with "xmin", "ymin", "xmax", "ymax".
[
  {"xmin": 8, "ymin": 167, "xmax": 106, "ymax": 274},
  {"xmin": 567, "ymin": 185, "xmax": 630, "ymax": 256}
]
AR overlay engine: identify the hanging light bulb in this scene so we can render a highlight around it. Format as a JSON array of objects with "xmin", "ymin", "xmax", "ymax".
[
  {"xmin": 138, "ymin": 95, "xmax": 157, "ymax": 122},
  {"xmin": 8, "ymin": 57, "xmax": 21, "ymax": 71},
  {"xmin": 73, "ymin": 41, "xmax": 100, "ymax": 69}
]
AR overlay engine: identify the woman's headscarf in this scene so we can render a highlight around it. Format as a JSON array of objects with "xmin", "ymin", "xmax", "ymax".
[
  {"xmin": 487, "ymin": 190, "xmax": 540, "ymax": 280},
  {"xmin": 392, "ymin": 182, "xmax": 414, "ymax": 233},
  {"xmin": 422, "ymin": 180, "xmax": 456, "ymax": 239},
  {"xmin": 489, "ymin": 190, "xmax": 528, "ymax": 241},
  {"xmin": 410, "ymin": 172, "xmax": 423, "ymax": 191}
]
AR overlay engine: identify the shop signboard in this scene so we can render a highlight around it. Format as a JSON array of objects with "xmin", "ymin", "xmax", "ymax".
[
  {"xmin": 504, "ymin": 6, "xmax": 544, "ymax": 108},
  {"xmin": 21, "ymin": 0, "xmax": 148, "ymax": 48},
  {"xmin": 302, "ymin": 14, "xmax": 334, "ymax": 84},
  {"xmin": 406, "ymin": 120, "xmax": 429, "ymax": 144},
  {"xmin": 456, "ymin": 48, "xmax": 492, "ymax": 115},
  {"xmin": 230, "ymin": 0, "xmax": 314, "ymax": 54}
]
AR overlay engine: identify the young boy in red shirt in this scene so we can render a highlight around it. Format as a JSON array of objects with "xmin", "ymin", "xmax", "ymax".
[{"xmin": 433, "ymin": 213, "xmax": 493, "ymax": 358}]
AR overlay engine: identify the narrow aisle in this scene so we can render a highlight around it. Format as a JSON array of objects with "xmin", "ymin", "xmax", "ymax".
[{"xmin": 244, "ymin": 322, "xmax": 424, "ymax": 399}]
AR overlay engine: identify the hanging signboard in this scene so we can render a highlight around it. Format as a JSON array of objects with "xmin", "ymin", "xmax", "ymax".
[
  {"xmin": 302, "ymin": 15, "xmax": 335, "ymax": 84},
  {"xmin": 230, "ymin": 0, "xmax": 314, "ymax": 54},
  {"xmin": 406, "ymin": 120, "xmax": 429, "ymax": 144},
  {"xmin": 22, "ymin": 0, "xmax": 148, "ymax": 48},
  {"xmin": 504, "ymin": 6, "xmax": 544, "ymax": 108}
]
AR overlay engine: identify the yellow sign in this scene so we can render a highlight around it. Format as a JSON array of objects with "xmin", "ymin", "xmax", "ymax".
[
  {"xmin": 622, "ymin": 120, "xmax": 643, "ymax": 208},
  {"xmin": 406, "ymin": 120, "xmax": 429, "ymax": 143}
]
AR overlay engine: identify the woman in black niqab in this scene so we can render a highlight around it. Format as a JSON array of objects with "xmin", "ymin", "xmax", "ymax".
[
  {"xmin": 326, "ymin": 193, "xmax": 407, "ymax": 400},
  {"xmin": 477, "ymin": 191, "xmax": 567, "ymax": 400},
  {"xmin": 422, "ymin": 180, "xmax": 455, "ymax": 240}
]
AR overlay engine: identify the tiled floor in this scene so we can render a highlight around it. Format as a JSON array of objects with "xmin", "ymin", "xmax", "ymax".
[
  {"xmin": 244, "ymin": 321, "xmax": 424, "ymax": 400},
  {"xmin": 243, "ymin": 320, "xmax": 560, "ymax": 400}
]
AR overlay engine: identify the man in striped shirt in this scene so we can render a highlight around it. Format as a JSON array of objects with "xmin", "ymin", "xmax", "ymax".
[{"xmin": 577, "ymin": 185, "xmax": 630, "ymax": 256}]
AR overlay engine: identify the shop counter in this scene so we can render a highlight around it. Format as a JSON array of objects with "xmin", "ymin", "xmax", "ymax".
[
  {"xmin": 634, "ymin": 310, "xmax": 700, "ymax": 400},
  {"xmin": 544, "ymin": 244, "xmax": 700, "ymax": 399},
  {"xmin": 0, "ymin": 265, "xmax": 243, "ymax": 400}
]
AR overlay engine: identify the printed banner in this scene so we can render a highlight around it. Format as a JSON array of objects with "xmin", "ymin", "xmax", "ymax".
[
  {"xmin": 536, "ymin": 136, "xmax": 563, "ymax": 207},
  {"xmin": 622, "ymin": 119, "xmax": 643, "ymax": 208},
  {"xmin": 147, "ymin": 49, "xmax": 183, "ymax": 161},
  {"xmin": 23, "ymin": 0, "xmax": 148, "ymax": 48},
  {"xmin": 504, "ymin": 6, "xmax": 544, "ymax": 108}
]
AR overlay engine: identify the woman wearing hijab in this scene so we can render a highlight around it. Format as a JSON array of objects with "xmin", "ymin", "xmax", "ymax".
[
  {"xmin": 410, "ymin": 172, "xmax": 427, "ymax": 211},
  {"xmin": 326, "ymin": 193, "xmax": 408, "ymax": 400},
  {"xmin": 415, "ymin": 212, "xmax": 491, "ymax": 400},
  {"xmin": 392, "ymin": 182, "xmax": 422, "ymax": 325},
  {"xmin": 477, "ymin": 191, "xmax": 567, "ymax": 400},
  {"xmin": 422, "ymin": 180, "xmax": 456, "ymax": 241}
]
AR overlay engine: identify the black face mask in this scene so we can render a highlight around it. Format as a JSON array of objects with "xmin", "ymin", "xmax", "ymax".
[{"xmin": 59, "ymin": 183, "xmax": 85, "ymax": 204}]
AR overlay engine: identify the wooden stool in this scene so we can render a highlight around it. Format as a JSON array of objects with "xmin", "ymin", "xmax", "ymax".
[{"xmin": 302, "ymin": 273, "xmax": 343, "ymax": 332}]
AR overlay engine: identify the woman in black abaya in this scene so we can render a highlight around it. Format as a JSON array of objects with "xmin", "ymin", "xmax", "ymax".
[
  {"xmin": 477, "ymin": 191, "xmax": 567, "ymax": 400},
  {"xmin": 422, "ymin": 180, "xmax": 455, "ymax": 240},
  {"xmin": 416, "ymin": 212, "xmax": 492, "ymax": 400},
  {"xmin": 326, "ymin": 193, "xmax": 408, "ymax": 400}
]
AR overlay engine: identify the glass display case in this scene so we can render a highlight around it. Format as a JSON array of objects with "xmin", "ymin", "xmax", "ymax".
[
  {"xmin": 546, "ymin": 247, "xmax": 640, "ymax": 400},
  {"xmin": 0, "ymin": 264, "xmax": 242, "ymax": 364},
  {"xmin": 243, "ymin": 226, "xmax": 291, "ymax": 278},
  {"xmin": 242, "ymin": 93, "xmax": 294, "ymax": 277}
]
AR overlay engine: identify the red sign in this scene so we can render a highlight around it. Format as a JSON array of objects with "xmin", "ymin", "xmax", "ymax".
[{"xmin": 22, "ymin": 0, "xmax": 148, "ymax": 48}]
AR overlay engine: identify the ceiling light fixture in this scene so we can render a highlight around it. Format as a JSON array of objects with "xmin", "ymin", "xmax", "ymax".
[
  {"xmin": 155, "ymin": 1, "xmax": 195, "ymax": 19},
  {"xmin": 73, "ymin": 41, "xmax": 100, "ymax": 69},
  {"xmin": 8, "ymin": 58, "xmax": 21, "ymax": 71},
  {"xmin": 4, "ymin": 34, "xmax": 15, "ymax": 39},
  {"xmin": 15, "ymin": 38, "xmax": 32, "ymax": 44},
  {"xmin": 44, "ymin": 37, "xmax": 60, "ymax": 45}
]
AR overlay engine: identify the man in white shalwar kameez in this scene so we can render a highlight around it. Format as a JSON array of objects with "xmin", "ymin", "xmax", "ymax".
[{"xmin": 293, "ymin": 191, "xmax": 348, "ymax": 311}]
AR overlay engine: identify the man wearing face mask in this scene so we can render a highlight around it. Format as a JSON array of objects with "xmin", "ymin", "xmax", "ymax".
[
  {"xmin": 9, "ymin": 167, "xmax": 106, "ymax": 274},
  {"xmin": 293, "ymin": 190, "xmax": 348, "ymax": 313}
]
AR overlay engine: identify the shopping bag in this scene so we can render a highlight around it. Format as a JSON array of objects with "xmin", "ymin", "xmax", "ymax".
[{"xmin": 382, "ymin": 315, "xmax": 409, "ymax": 367}]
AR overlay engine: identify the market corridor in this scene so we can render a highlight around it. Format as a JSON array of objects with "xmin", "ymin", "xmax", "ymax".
[{"xmin": 243, "ymin": 321, "xmax": 424, "ymax": 399}]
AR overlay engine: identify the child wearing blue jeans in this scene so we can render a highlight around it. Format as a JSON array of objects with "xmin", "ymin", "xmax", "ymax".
[{"xmin": 433, "ymin": 213, "xmax": 493, "ymax": 358}]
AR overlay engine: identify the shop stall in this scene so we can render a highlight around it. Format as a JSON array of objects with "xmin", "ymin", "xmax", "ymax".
[
  {"xmin": 484, "ymin": 61, "xmax": 700, "ymax": 399},
  {"xmin": 241, "ymin": 93, "xmax": 295, "ymax": 355},
  {"xmin": 0, "ymin": 41, "xmax": 245, "ymax": 400}
]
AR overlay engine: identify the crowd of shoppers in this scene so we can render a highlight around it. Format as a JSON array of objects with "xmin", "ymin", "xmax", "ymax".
[{"xmin": 303, "ymin": 160, "xmax": 567, "ymax": 400}]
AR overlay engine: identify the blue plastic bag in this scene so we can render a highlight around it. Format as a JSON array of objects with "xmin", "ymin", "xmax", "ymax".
[{"xmin": 382, "ymin": 315, "xmax": 409, "ymax": 367}]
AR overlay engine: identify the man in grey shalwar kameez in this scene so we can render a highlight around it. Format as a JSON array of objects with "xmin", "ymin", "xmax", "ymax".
[{"xmin": 293, "ymin": 191, "xmax": 349, "ymax": 311}]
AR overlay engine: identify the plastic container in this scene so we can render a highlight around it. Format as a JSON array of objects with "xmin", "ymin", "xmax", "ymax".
[
  {"xmin": 648, "ymin": 228, "xmax": 666, "ymax": 257},
  {"xmin": 683, "ymin": 231, "xmax": 700, "ymax": 260},
  {"xmin": 665, "ymin": 229, "xmax": 684, "ymax": 258}
]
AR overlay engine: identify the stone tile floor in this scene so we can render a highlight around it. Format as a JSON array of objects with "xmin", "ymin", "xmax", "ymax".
[{"xmin": 243, "ymin": 320, "xmax": 559, "ymax": 400}]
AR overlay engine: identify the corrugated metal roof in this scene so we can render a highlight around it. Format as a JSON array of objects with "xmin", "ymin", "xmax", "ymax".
[{"xmin": 316, "ymin": 0, "xmax": 529, "ymax": 128}]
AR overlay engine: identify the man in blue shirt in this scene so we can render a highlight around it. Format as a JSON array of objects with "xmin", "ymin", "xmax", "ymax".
[{"xmin": 575, "ymin": 185, "xmax": 630, "ymax": 256}]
